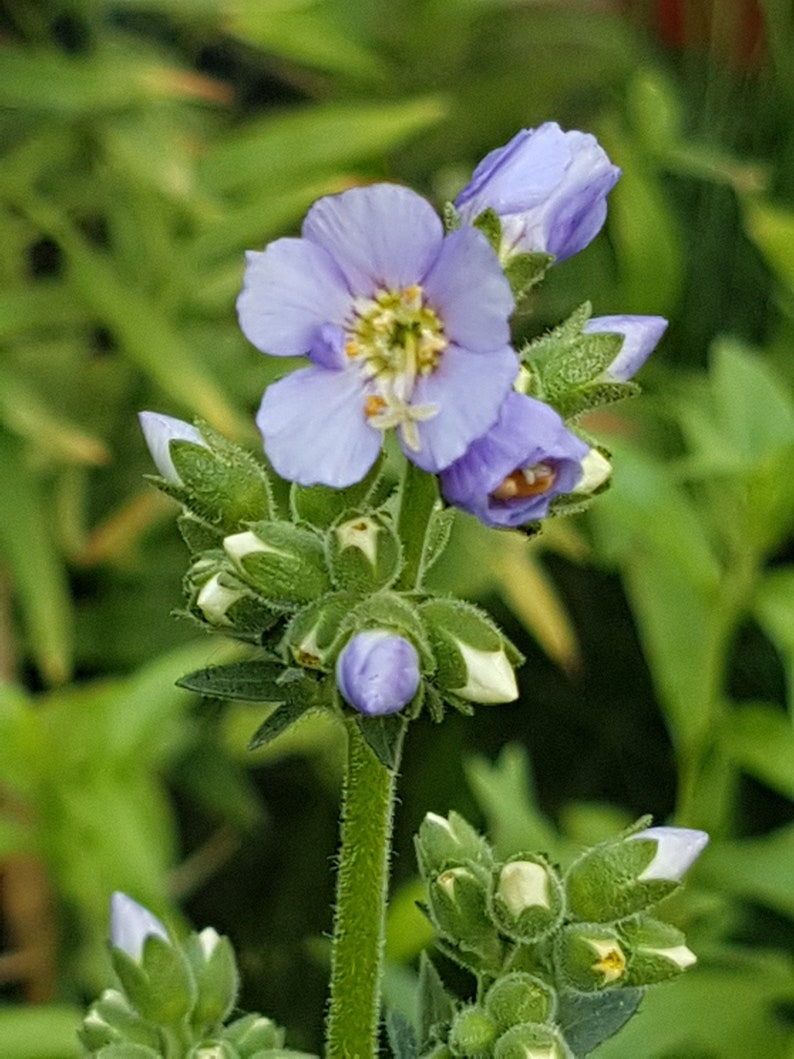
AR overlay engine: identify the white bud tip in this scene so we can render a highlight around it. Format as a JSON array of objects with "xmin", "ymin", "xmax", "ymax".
[
  {"xmin": 109, "ymin": 892, "xmax": 168, "ymax": 961},
  {"xmin": 454, "ymin": 642, "xmax": 518, "ymax": 703},
  {"xmin": 138, "ymin": 411, "xmax": 205, "ymax": 483},
  {"xmin": 632, "ymin": 826, "xmax": 710, "ymax": 881},
  {"xmin": 498, "ymin": 860, "xmax": 550, "ymax": 915}
]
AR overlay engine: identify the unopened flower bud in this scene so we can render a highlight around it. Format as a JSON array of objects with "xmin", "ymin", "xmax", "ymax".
[
  {"xmin": 427, "ymin": 865, "xmax": 501, "ymax": 965},
  {"xmin": 110, "ymin": 893, "xmax": 169, "ymax": 963},
  {"xmin": 138, "ymin": 412, "xmax": 206, "ymax": 484},
  {"xmin": 109, "ymin": 894, "xmax": 195, "ymax": 1025},
  {"xmin": 187, "ymin": 1043, "xmax": 238, "ymax": 1059},
  {"xmin": 584, "ymin": 315, "xmax": 668, "ymax": 382},
  {"xmin": 628, "ymin": 826, "xmax": 709, "ymax": 882},
  {"xmin": 621, "ymin": 918, "xmax": 697, "ymax": 985},
  {"xmin": 448, "ymin": 1005, "xmax": 498, "ymax": 1056},
  {"xmin": 421, "ymin": 599, "xmax": 521, "ymax": 704},
  {"xmin": 336, "ymin": 630, "xmax": 420, "ymax": 716},
  {"xmin": 79, "ymin": 988, "xmax": 161, "ymax": 1051},
  {"xmin": 183, "ymin": 927, "xmax": 239, "ymax": 1030},
  {"xmin": 328, "ymin": 510, "xmax": 402, "ymax": 592},
  {"xmin": 565, "ymin": 824, "xmax": 709, "ymax": 921},
  {"xmin": 555, "ymin": 924, "xmax": 627, "ymax": 992},
  {"xmin": 415, "ymin": 811, "xmax": 493, "ymax": 878},
  {"xmin": 571, "ymin": 449, "xmax": 612, "ymax": 496},
  {"xmin": 196, "ymin": 573, "xmax": 248, "ymax": 626},
  {"xmin": 224, "ymin": 523, "xmax": 329, "ymax": 605},
  {"xmin": 493, "ymin": 1022, "xmax": 573, "ymax": 1059},
  {"xmin": 224, "ymin": 1013, "xmax": 285, "ymax": 1053},
  {"xmin": 491, "ymin": 856, "xmax": 564, "ymax": 943},
  {"xmin": 485, "ymin": 973, "xmax": 556, "ymax": 1033}
]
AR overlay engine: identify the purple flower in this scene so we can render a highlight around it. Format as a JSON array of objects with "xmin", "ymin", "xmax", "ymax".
[
  {"xmin": 237, "ymin": 184, "xmax": 518, "ymax": 488},
  {"xmin": 440, "ymin": 392, "xmax": 589, "ymax": 528},
  {"xmin": 629, "ymin": 826, "xmax": 709, "ymax": 882},
  {"xmin": 110, "ymin": 892, "xmax": 169, "ymax": 962},
  {"xmin": 584, "ymin": 315, "xmax": 668, "ymax": 381},
  {"xmin": 336, "ymin": 630, "xmax": 421, "ymax": 716},
  {"xmin": 138, "ymin": 411, "xmax": 206, "ymax": 484},
  {"xmin": 455, "ymin": 123, "xmax": 621, "ymax": 263}
]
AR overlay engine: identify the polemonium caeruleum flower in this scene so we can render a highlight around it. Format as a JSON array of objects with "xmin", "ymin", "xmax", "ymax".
[
  {"xmin": 138, "ymin": 411, "xmax": 206, "ymax": 484},
  {"xmin": 110, "ymin": 892, "xmax": 169, "ymax": 962},
  {"xmin": 584, "ymin": 315, "xmax": 668, "ymax": 381},
  {"xmin": 455, "ymin": 123, "xmax": 621, "ymax": 263},
  {"xmin": 440, "ymin": 392, "xmax": 590, "ymax": 528},
  {"xmin": 336, "ymin": 630, "xmax": 421, "ymax": 716},
  {"xmin": 237, "ymin": 184, "xmax": 518, "ymax": 487},
  {"xmin": 629, "ymin": 826, "xmax": 709, "ymax": 882}
]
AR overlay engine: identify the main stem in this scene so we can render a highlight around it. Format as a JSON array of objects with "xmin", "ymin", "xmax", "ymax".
[{"xmin": 326, "ymin": 718, "xmax": 403, "ymax": 1058}]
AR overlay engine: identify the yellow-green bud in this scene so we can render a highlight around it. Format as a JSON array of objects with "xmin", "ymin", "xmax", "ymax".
[
  {"xmin": 415, "ymin": 811, "xmax": 494, "ymax": 877},
  {"xmin": 449, "ymin": 1006, "xmax": 498, "ymax": 1056},
  {"xmin": 622, "ymin": 918, "xmax": 696, "ymax": 985},
  {"xmin": 493, "ymin": 1022, "xmax": 573, "ymax": 1059},
  {"xmin": 555, "ymin": 924, "xmax": 627, "ymax": 992},
  {"xmin": 224, "ymin": 523, "xmax": 330, "ymax": 605},
  {"xmin": 328, "ymin": 510, "xmax": 402, "ymax": 592},
  {"xmin": 484, "ymin": 973, "xmax": 556, "ymax": 1033}
]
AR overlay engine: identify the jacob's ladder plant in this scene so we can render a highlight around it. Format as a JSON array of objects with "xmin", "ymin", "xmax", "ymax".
[{"xmin": 80, "ymin": 122, "xmax": 704, "ymax": 1059}]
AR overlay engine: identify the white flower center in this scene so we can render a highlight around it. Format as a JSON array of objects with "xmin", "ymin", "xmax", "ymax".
[{"xmin": 345, "ymin": 284, "xmax": 447, "ymax": 451}]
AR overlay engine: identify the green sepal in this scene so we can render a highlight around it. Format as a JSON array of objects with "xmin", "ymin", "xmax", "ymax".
[
  {"xmin": 225, "ymin": 522, "xmax": 330, "ymax": 606},
  {"xmin": 341, "ymin": 592, "xmax": 435, "ymax": 672},
  {"xmin": 284, "ymin": 590, "xmax": 362, "ymax": 669},
  {"xmin": 94, "ymin": 1045, "xmax": 162, "ymax": 1059},
  {"xmin": 448, "ymin": 1005, "xmax": 498, "ymax": 1056},
  {"xmin": 553, "ymin": 924, "xmax": 628, "ymax": 993},
  {"xmin": 177, "ymin": 660, "xmax": 298, "ymax": 702},
  {"xmin": 426, "ymin": 864, "xmax": 503, "ymax": 966},
  {"xmin": 178, "ymin": 512, "xmax": 224, "ymax": 554},
  {"xmin": 386, "ymin": 1007, "xmax": 419, "ymax": 1059},
  {"xmin": 555, "ymin": 987, "xmax": 643, "ymax": 1056},
  {"xmin": 187, "ymin": 1041, "xmax": 239, "ymax": 1058},
  {"xmin": 490, "ymin": 854, "xmax": 565, "ymax": 944},
  {"xmin": 419, "ymin": 506, "xmax": 456, "ymax": 580},
  {"xmin": 418, "ymin": 953, "xmax": 456, "ymax": 1050},
  {"xmin": 353, "ymin": 710, "xmax": 408, "ymax": 771},
  {"xmin": 472, "ymin": 207, "xmax": 503, "ymax": 255},
  {"xmin": 80, "ymin": 989, "xmax": 161, "ymax": 1051},
  {"xmin": 415, "ymin": 810, "xmax": 494, "ymax": 879},
  {"xmin": 224, "ymin": 1013, "xmax": 285, "ymax": 1053},
  {"xmin": 620, "ymin": 917, "xmax": 695, "ymax": 985},
  {"xmin": 443, "ymin": 201, "xmax": 462, "ymax": 232},
  {"xmin": 168, "ymin": 429, "xmax": 274, "ymax": 532},
  {"xmin": 111, "ymin": 935, "xmax": 195, "ymax": 1024},
  {"xmin": 550, "ymin": 380, "xmax": 640, "ymax": 421},
  {"xmin": 564, "ymin": 832, "xmax": 676, "ymax": 922},
  {"xmin": 289, "ymin": 453, "xmax": 386, "ymax": 528},
  {"xmin": 484, "ymin": 973, "xmax": 556, "ymax": 1034},
  {"xmin": 503, "ymin": 251, "xmax": 554, "ymax": 302},
  {"xmin": 327, "ymin": 508, "xmax": 403, "ymax": 593},
  {"xmin": 519, "ymin": 303, "xmax": 593, "ymax": 370},
  {"xmin": 183, "ymin": 930, "xmax": 240, "ymax": 1030},
  {"xmin": 492, "ymin": 1021, "xmax": 572, "ymax": 1059}
]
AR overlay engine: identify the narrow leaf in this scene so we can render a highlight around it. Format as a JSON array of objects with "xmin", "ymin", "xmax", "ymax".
[
  {"xmin": 418, "ymin": 953, "xmax": 455, "ymax": 1048},
  {"xmin": 354, "ymin": 712, "xmax": 408, "ymax": 771},
  {"xmin": 177, "ymin": 660, "xmax": 301, "ymax": 702},
  {"xmin": 248, "ymin": 699, "xmax": 319, "ymax": 751},
  {"xmin": 385, "ymin": 1007, "xmax": 418, "ymax": 1059}
]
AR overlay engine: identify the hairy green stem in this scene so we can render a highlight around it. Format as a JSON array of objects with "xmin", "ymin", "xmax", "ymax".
[
  {"xmin": 326, "ymin": 718, "xmax": 404, "ymax": 1057},
  {"xmin": 396, "ymin": 459, "xmax": 441, "ymax": 591}
]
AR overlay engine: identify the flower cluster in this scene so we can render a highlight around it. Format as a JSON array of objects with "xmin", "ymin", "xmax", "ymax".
[
  {"xmin": 237, "ymin": 122, "xmax": 667, "ymax": 529},
  {"xmin": 414, "ymin": 814, "xmax": 708, "ymax": 1058},
  {"xmin": 80, "ymin": 893, "xmax": 312, "ymax": 1057}
]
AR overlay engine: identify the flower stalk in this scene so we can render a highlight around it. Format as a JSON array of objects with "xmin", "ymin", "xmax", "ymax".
[{"xmin": 326, "ymin": 716, "xmax": 405, "ymax": 1058}]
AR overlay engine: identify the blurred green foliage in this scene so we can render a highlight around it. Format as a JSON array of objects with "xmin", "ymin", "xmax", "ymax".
[{"xmin": 0, "ymin": 0, "xmax": 793, "ymax": 1055}]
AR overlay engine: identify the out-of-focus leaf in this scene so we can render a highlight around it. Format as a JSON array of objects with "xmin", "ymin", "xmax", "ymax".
[
  {"xmin": 754, "ymin": 566, "xmax": 794, "ymax": 714},
  {"xmin": 0, "ymin": 431, "xmax": 73, "ymax": 684},
  {"xmin": 710, "ymin": 340, "xmax": 794, "ymax": 461},
  {"xmin": 593, "ymin": 949, "xmax": 794, "ymax": 1058},
  {"xmin": 600, "ymin": 121, "xmax": 685, "ymax": 316},
  {"xmin": 465, "ymin": 744, "xmax": 562, "ymax": 861},
  {"xmin": 0, "ymin": 366, "xmax": 109, "ymax": 465},
  {"xmin": 200, "ymin": 97, "xmax": 447, "ymax": 195},
  {"xmin": 720, "ymin": 702, "xmax": 794, "ymax": 799},
  {"xmin": 699, "ymin": 824, "xmax": 794, "ymax": 919},
  {"xmin": 23, "ymin": 200, "xmax": 249, "ymax": 440},
  {"xmin": 385, "ymin": 878, "xmax": 434, "ymax": 964},
  {"xmin": 228, "ymin": 2, "xmax": 381, "ymax": 79},
  {"xmin": 0, "ymin": 1005, "xmax": 81, "ymax": 1058},
  {"xmin": 0, "ymin": 46, "xmax": 226, "ymax": 112},
  {"xmin": 744, "ymin": 197, "xmax": 794, "ymax": 295}
]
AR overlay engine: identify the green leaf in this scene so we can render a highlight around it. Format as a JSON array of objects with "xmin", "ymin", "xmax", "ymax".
[
  {"xmin": 248, "ymin": 698, "xmax": 322, "ymax": 751},
  {"xmin": 720, "ymin": 702, "xmax": 794, "ymax": 799},
  {"xmin": 177, "ymin": 660, "xmax": 309, "ymax": 702},
  {"xmin": 417, "ymin": 953, "xmax": 455, "ymax": 1049},
  {"xmin": 754, "ymin": 566, "xmax": 794, "ymax": 713},
  {"xmin": 710, "ymin": 339, "xmax": 794, "ymax": 462},
  {"xmin": 385, "ymin": 1007, "xmax": 418, "ymax": 1059},
  {"xmin": 0, "ymin": 430, "xmax": 73, "ymax": 684},
  {"xmin": 699, "ymin": 824, "xmax": 794, "ymax": 919},
  {"xmin": 557, "ymin": 987, "xmax": 644, "ymax": 1056},
  {"xmin": 744, "ymin": 197, "xmax": 794, "ymax": 295},
  {"xmin": 353, "ymin": 712, "xmax": 408, "ymax": 771}
]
